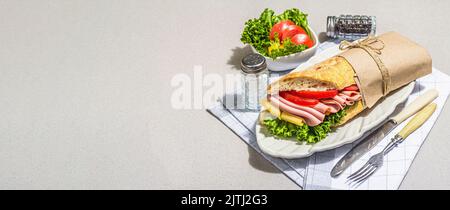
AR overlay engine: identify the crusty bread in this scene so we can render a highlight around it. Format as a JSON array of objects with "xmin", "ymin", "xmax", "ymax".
[
  {"xmin": 268, "ymin": 57, "xmax": 356, "ymax": 94},
  {"xmin": 337, "ymin": 100, "xmax": 364, "ymax": 126}
]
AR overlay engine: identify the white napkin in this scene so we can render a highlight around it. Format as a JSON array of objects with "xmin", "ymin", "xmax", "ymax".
[
  {"xmin": 207, "ymin": 42, "xmax": 450, "ymax": 190},
  {"xmin": 208, "ymin": 104, "xmax": 308, "ymax": 188},
  {"xmin": 304, "ymin": 68, "xmax": 450, "ymax": 190}
]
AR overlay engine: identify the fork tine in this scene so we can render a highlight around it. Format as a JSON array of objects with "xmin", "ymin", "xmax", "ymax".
[
  {"xmin": 348, "ymin": 162, "xmax": 371, "ymax": 180},
  {"xmin": 348, "ymin": 166, "xmax": 374, "ymax": 189},
  {"xmin": 349, "ymin": 168, "xmax": 377, "ymax": 189},
  {"xmin": 348, "ymin": 165, "xmax": 373, "ymax": 183},
  {"xmin": 348, "ymin": 163, "xmax": 372, "ymax": 180},
  {"xmin": 350, "ymin": 179, "xmax": 365, "ymax": 189},
  {"xmin": 347, "ymin": 164, "xmax": 370, "ymax": 181},
  {"xmin": 352, "ymin": 166, "xmax": 378, "ymax": 187}
]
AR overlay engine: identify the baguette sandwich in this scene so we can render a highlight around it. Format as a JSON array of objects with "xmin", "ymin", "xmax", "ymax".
[
  {"xmin": 260, "ymin": 56, "xmax": 364, "ymax": 143},
  {"xmin": 260, "ymin": 32, "xmax": 432, "ymax": 144}
]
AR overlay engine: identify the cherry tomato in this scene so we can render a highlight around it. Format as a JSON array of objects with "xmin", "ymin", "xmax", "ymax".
[
  {"xmin": 343, "ymin": 85, "xmax": 359, "ymax": 91},
  {"xmin": 281, "ymin": 25, "xmax": 306, "ymax": 42},
  {"xmin": 291, "ymin": 33, "xmax": 315, "ymax": 48},
  {"xmin": 269, "ymin": 20, "xmax": 295, "ymax": 40},
  {"xmin": 291, "ymin": 89, "xmax": 338, "ymax": 99},
  {"xmin": 279, "ymin": 91, "xmax": 319, "ymax": 106}
]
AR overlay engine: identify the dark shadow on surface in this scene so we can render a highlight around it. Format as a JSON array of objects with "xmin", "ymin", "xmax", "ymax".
[
  {"xmin": 318, "ymin": 32, "xmax": 342, "ymax": 45},
  {"xmin": 411, "ymin": 82, "xmax": 426, "ymax": 94},
  {"xmin": 218, "ymin": 93, "xmax": 280, "ymax": 173},
  {"xmin": 318, "ymin": 32, "xmax": 330, "ymax": 43},
  {"xmin": 227, "ymin": 45, "xmax": 253, "ymax": 71},
  {"xmin": 247, "ymin": 146, "xmax": 280, "ymax": 173}
]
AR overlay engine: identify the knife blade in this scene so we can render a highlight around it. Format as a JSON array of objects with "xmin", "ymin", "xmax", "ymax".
[{"xmin": 330, "ymin": 89, "xmax": 439, "ymax": 177}]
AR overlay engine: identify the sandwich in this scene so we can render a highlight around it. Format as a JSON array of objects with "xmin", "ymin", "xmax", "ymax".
[
  {"xmin": 260, "ymin": 56, "xmax": 364, "ymax": 143},
  {"xmin": 259, "ymin": 32, "xmax": 432, "ymax": 144}
]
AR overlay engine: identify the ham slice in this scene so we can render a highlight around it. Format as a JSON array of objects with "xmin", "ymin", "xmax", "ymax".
[
  {"xmin": 338, "ymin": 93, "xmax": 361, "ymax": 105},
  {"xmin": 338, "ymin": 94, "xmax": 354, "ymax": 105},
  {"xmin": 341, "ymin": 90, "xmax": 359, "ymax": 97},
  {"xmin": 343, "ymin": 92, "xmax": 362, "ymax": 101},
  {"xmin": 319, "ymin": 100, "xmax": 342, "ymax": 113},
  {"xmin": 269, "ymin": 96, "xmax": 322, "ymax": 126},
  {"xmin": 312, "ymin": 102, "xmax": 342, "ymax": 114},
  {"xmin": 332, "ymin": 95, "xmax": 347, "ymax": 106},
  {"xmin": 333, "ymin": 92, "xmax": 361, "ymax": 106},
  {"xmin": 269, "ymin": 89, "xmax": 362, "ymax": 126},
  {"xmin": 275, "ymin": 96, "xmax": 325, "ymax": 121},
  {"xmin": 311, "ymin": 102, "xmax": 330, "ymax": 113}
]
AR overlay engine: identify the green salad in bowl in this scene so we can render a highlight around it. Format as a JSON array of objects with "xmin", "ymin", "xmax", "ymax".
[{"xmin": 241, "ymin": 8, "xmax": 318, "ymax": 71}]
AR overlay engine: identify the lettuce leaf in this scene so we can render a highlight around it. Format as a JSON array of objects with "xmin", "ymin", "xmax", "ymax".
[
  {"xmin": 262, "ymin": 108, "xmax": 348, "ymax": 144},
  {"xmin": 268, "ymin": 39, "xmax": 308, "ymax": 59},
  {"xmin": 240, "ymin": 8, "xmax": 310, "ymax": 59}
]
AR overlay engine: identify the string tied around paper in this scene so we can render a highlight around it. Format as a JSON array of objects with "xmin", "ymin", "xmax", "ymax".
[{"xmin": 339, "ymin": 36, "xmax": 391, "ymax": 95}]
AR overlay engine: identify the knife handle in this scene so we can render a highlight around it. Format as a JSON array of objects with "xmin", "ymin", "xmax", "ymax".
[
  {"xmin": 391, "ymin": 89, "xmax": 438, "ymax": 124},
  {"xmin": 398, "ymin": 103, "xmax": 437, "ymax": 139}
]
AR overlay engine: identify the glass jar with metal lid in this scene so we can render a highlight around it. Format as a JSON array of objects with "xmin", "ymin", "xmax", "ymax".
[
  {"xmin": 241, "ymin": 53, "xmax": 269, "ymax": 111},
  {"xmin": 327, "ymin": 15, "xmax": 376, "ymax": 40}
]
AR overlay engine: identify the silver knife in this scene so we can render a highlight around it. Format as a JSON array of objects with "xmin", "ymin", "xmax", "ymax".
[{"xmin": 330, "ymin": 89, "xmax": 439, "ymax": 177}]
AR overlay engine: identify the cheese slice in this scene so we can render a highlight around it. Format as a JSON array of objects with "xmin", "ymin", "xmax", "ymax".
[{"xmin": 260, "ymin": 99, "xmax": 304, "ymax": 126}]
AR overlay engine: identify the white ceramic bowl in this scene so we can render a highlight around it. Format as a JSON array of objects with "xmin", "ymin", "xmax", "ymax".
[{"xmin": 250, "ymin": 26, "xmax": 319, "ymax": 72}]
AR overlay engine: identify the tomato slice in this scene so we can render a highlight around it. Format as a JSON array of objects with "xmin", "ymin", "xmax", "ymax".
[
  {"xmin": 269, "ymin": 20, "xmax": 295, "ymax": 40},
  {"xmin": 291, "ymin": 89, "xmax": 338, "ymax": 99},
  {"xmin": 281, "ymin": 25, "xmax": 306, "ymax": 42},
  {"xmin": 279, "ymin": 91, "xmax": 319, "ymax": 106},
  {"xmin": 343, "ymin": 85, "xmax": 359, "ymax": 91},
  {"xmin": 291, "ymin": 33, "xmax": 315, "ymax": 48}
]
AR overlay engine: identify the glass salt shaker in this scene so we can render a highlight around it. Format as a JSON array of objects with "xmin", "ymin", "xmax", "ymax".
[
  {"xmin": 240, "ymin": 53, "xmax": 269, "ymax": 111},
  {"xmin": 327, "ymin": 15, "xmax": 376, "ymax": 40}
]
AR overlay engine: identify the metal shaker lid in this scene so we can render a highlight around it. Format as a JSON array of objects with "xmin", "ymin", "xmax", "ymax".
[{"xmin": 240, "ymin": 53, "xmax": 267, "ymax": 74}]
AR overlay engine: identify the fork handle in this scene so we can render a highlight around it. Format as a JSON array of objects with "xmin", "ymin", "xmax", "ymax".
[
  {"xmin": 398, "ymin": 103, "xmax": 437, "ymax": 139},
  {"xmin": 382, "ymin": 103, "xmax": 437, "ymax": 155},
  {"xmin": 382, "ymin": 135, "xmax": 403, "ymax": 154}
]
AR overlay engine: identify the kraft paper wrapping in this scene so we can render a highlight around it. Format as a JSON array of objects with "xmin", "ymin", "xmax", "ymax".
[{"xmin": 339, "ymin": 31, "xmax": 432, "ymax": 108}]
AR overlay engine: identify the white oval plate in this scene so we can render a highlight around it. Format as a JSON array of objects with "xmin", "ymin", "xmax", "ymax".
[{"xmin": 256, "ymin": 46, "xmax": 415, "ymax": 159}]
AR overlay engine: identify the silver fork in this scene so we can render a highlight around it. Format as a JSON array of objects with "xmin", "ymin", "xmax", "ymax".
[{"xmin": 347, "ymin": 103, "xmax": 437, "ymax": 187}]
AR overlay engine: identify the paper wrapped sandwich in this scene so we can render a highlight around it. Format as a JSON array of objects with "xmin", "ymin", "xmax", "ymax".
[{"xmin": 260, "ymin": 32, "xmax": 432, "ymax": 143}]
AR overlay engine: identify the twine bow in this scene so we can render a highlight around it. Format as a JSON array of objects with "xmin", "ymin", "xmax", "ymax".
[{"xmin": 339, "ymin": 36, "xmax": 391, "ymax": 95}]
